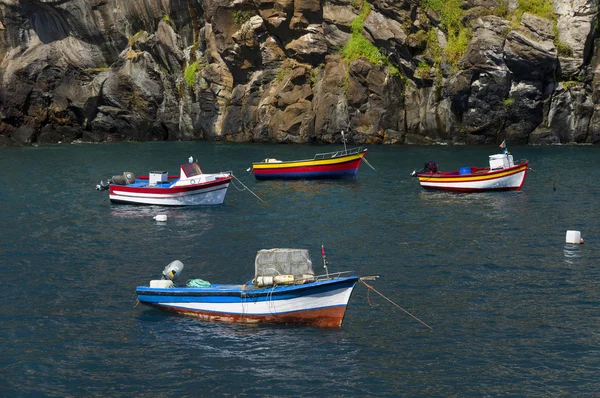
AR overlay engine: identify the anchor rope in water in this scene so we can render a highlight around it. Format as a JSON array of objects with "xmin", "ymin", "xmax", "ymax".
[
  {"xmin": 359, "ymin": 278, "xmax": 433, "ymax": 330},
  {"xmin": 362, "ymin": 155, "xmax": 391, "ymax": 180},
  {"xmin": 230, "ymin": 173, "xmax": 269, "ymax": 206},
  {"xmin": 527, "ymin": 167, "xmax": 574, "ymax": 191},
  {"xmin": 362, "ymin": 156, "xmax": 377, "ymax": 172}
]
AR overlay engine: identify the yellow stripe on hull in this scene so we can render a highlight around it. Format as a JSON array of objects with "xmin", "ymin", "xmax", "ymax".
[
  {"xmin": 253, "ymin": 152, "xmax": 365, "ymax": 170},
  {"xmin": 418, "ymin": 164, "xmax": 528, "ymax": 183}
]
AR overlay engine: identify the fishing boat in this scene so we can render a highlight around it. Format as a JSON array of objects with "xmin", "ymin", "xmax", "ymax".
[
  {"xmin": 249, "ymin": 131, "xmax": 368, "ymax": 180},
  {"xmin": 136, "ymin": 247, "xmax": 361, "ymax": 327},
  {"xmin": 411, "ymin": 142, "xmax": 529, "ymax": 192},
  {"xmin": 96, "ymin": 157, "xmax": 232, "ymax": 206}
]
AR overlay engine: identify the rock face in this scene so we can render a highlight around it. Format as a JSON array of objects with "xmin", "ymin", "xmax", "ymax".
[{"xmin": 0, "ymin": 0, "xmax": 599, "ymax": 146}]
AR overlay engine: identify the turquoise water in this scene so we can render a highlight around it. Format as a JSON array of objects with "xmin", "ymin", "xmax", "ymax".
[{"xmin": 1, "ymin": 142, "xmax": 599, "ymax": 396}]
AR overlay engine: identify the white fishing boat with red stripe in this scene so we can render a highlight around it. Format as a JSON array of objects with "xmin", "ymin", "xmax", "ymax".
[
  {"xmin": 96, "ymin": 157, "xmax": 232, "ymax": 206},
  {"xmin": 411, "ymin": 141, "xmax": 529, "ymax": 192},
  {"xmin": 136, "ymin": 247, "xmax": 362, "ymax": 328}
]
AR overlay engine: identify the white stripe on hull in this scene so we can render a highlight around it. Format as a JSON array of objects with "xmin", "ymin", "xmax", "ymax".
[
  {"xmin": 156, "ymin": 286, "xmax": 354, "ymax": 315},
  {"xmin": 420, "ymin": 170, "xmax": 525, "ymax": 190},
  {"xmin": 110, "ymin": 184, "xmax": 229, "ymax": 205}
]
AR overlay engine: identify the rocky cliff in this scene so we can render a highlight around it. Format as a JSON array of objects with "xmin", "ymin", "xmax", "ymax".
[{"xmin": 1, "ymin": 0, "xmax": 599, "ymax": 146}]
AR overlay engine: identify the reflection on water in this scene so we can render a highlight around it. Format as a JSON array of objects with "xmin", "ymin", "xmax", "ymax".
[
  {"xmin": 563, "ymin": 244, "xmax": 582, "ymax": 265},
  {"xmin": 135, "ymin": 316, "xmax": 361, "ymax": 393},
  {"xmin": 110, "ymin": 205, "xmax": 164, "ymax": 219},
  {"xmin": 257, "ymin": 179, "xmax": 361, "ymax": 199},
  {"xmin": 109, "ymin": 205, "xmax": 219, "ymax": 241},
  {"xmin": 417, "ymin": 190, "xmax": 529, "ymax": 223}
]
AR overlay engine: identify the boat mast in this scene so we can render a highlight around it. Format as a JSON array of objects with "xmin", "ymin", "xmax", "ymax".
[
  {"xmin": 321, "ymin": 245, "xmax": 330, "ymax": 279},
  {"xmin": 341, "ymin": 130, "xmax": 348, "ymax": 155}
]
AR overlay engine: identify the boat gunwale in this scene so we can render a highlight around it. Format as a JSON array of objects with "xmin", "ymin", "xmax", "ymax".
[
  {"xmin": 252, "ymin": 148, "xmax": 367, "ymax": 168},
  {"xmin": 136, "ymin": 274, "xmax": 359, "ymax": 298}
]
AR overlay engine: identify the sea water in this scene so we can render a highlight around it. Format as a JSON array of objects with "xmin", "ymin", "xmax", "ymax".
[{"xmin": 1, "ymin": 142, "xmax": 598, "ymax": 396}]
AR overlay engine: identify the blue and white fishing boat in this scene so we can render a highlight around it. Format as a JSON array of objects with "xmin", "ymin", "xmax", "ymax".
[{"xmin": 136, "ymin": 248, "xmax": 360, "ymax": 327}]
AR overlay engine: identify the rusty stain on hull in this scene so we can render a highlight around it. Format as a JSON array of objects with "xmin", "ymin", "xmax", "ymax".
[{"xmin": 146, "ymin": 304, "xmax": 349, "ymax": 328}]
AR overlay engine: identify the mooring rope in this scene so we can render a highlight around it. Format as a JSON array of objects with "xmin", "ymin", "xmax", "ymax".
[
  {"xmin": 231, "ymin": 174, "xmax": 269, "ymax": 206},
  {"xmin": 362, "ymin": 156, "xmax": 377, "ymax": 172},
  {"xmin": 527, "ymin": 167, "xmax": 574, "ymax": 191},
  {"xmin": 359, "ymin": 278, "xmax": 433, "ymax": 330}
]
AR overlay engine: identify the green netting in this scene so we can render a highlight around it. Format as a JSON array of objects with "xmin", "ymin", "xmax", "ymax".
[{"xmin": 187, "ymin": 279, "xmax": 211, "ymax": 287}]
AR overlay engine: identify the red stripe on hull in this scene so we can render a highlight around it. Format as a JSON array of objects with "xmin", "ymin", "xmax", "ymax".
[
  {"xmin": 147, "ymin": 304, "xmax": 349, "ymax": 328},
  {"xmin": 422, "ymin": 185, "xmax": 524, "ymax": 192},
  {"xmin": 109, "ymin": 177, "xmax": 231, "ymax": 195},
  {"xmin": 254, "ymin": 159, "xmax": 362, "ymax": 176}
]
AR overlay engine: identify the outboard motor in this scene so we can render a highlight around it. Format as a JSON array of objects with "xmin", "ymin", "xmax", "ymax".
[
  {"xmin": 410, "ymin": 160, "xmax": 438, "ymax": 176},
  {"xmin": 96, "ymin": 181, "xmax": 110, "ymax": 191},
  {"xmin": 162, "ymin": 260, "xmax": 184, "ymax": 281}
]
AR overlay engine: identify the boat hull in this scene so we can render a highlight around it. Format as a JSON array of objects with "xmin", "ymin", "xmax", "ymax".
[
  {"xmin": 109, "ymin": 177, "xmax": 231, "ymax": 206},
  {"xmin": 418, "ymin": 162, "xmax": 528, "ymax": 192},
  {"xmin": 136, "ymin": 276, "xmax": 359, "ymax": 327},
  {"xmin": 252, "ymin": 150, "xmax": 367, "ymax": 180}
]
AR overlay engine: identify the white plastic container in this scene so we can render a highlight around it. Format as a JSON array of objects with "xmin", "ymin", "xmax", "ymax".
[
  {"xmin": 150, "ymin": 280, "xmax": 174, "ymax": 288},
  {"xmin": 565, "ymin": 230, "xmax": 581, "ymax": 244},
  {"xmin": 149, "ymin": 171, "xmax": 168, "ymax": 185},
  {"xmin": 273, "ymin": 275, "xmax": 295, "ymax": 285},
  {"xmin": 254, "ymin": 276, "xmax": 274, "ymax": 287},
  {"xmin": 154, "ymin": 214, "xmax": 167, "ymax": 222},
  {"xmin": 489, "ymin": 154, "xmax": 514, "ymax": 170}
]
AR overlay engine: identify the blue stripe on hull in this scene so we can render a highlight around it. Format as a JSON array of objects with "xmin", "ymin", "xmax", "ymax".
[{"xmin": 137, "ymin": 277, "xmax": 358, "ymax": 305}]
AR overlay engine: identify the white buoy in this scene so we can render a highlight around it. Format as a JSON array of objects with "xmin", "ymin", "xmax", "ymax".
[
  {"xmin": 565, "ymin": 230, "xmax": 581, "ymax": 244},
  {"xmin": 154, "ymin": 214, "xmax": 167, "ymax": 222}
]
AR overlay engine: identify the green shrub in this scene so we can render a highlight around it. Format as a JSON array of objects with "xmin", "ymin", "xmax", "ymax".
[
  {"xmin": 233, "ymin": 10, "xmax": 254, "ymax": 25},
  {"xmin": 415, "ymin": 61, "xmax": 431, "ymax": 78},
  {"xmin": 561, "ymin": 81, "xmax": 581, "ymax": 90},
  {"xmin": 422, "ymin": 0, "xmax": 463, "ymax": 35},
  {"xmin": 309, "ymin": 67, "xmax": 319, "ymax": 86},
  {"xmin": 184, "ymin": 61, "xmax": 202, "ymax": 87},
  {"xmin": 493, "ymin": 0, "xmax": 509, "ymax": 18},
  {"xmin": 162, "ymin": 15, "xmax": 171, "ymax": 24},
  {"xmin": 128, "ymin": 30, "xmax": 146, "ymax": 47},
  {"xmin": 276, "ymin": 67, "xmax": 288, "ymax": 82},
  {"xmin": 421, "ymin": 0, "xmax": 471, "ymax": 67},
  {"xmin": 516, "ymin": 0, "xmax": 555, "ymax": 21},
  {"xmin": 555, "ymin": 40, "xmax": 573, "ymax": 57},
  {"xmin": 341, "ymin": 2, "xmax": 400, "ymax": 76},
  {"xmin": 84, "ymin": 67, "xmax": 109, "ymax": 72},
  {"xmin": 503, "ymin": 97, "xmax": 515, "ymax": 109},
  {"xmin": 552, "ymin": 25, "xmax": 573, "ymax": 57}
]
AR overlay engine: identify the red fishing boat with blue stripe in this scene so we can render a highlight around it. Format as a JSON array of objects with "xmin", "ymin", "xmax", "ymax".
[{"xmin": 96, "ymin": 157, "xmax": 232, "ymax": 206}]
